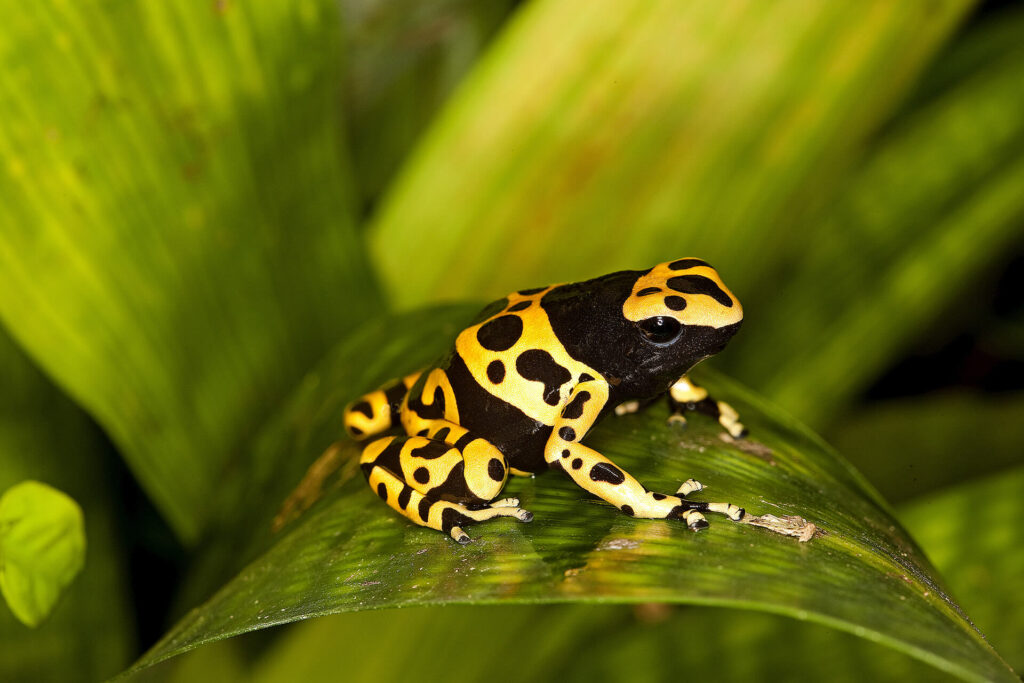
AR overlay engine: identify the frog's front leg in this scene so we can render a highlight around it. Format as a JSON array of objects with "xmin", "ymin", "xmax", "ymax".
[
  {"xmin": 546, "ymin": 379, "xmax": 744, "ymax": 529},
  {"xmin": 668, "ymin": 375, "xmax": 747, "ymax": 438}
]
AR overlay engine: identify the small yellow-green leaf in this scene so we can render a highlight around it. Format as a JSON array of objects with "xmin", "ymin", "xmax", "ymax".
[
  {"xmin": 0, "ymin": 481, "xmax": 85, "ymax": 628},
  {"xmin": 0, "ymin": 327, "xmax": 133, "ymax": 680}
]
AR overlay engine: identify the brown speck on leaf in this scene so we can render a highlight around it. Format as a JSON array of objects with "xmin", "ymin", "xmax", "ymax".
[
  {"xmin": 720, "ymin": 432, "xmax": 776, "ymax": 465},
  {"xmin": 634, "ymin": 603, "xmax": 672, "ymax": 623},
  {"xmin": 272, "ymin": 442, "xmax": 352, "ymax": 532}
]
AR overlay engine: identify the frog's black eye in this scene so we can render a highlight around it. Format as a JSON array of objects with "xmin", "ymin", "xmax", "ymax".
[{"xmin": 637, "ymin": 316, "xmax": 683, "ymax": 344}]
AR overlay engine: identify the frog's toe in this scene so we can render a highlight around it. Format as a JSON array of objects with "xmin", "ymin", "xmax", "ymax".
[
  {"xmin": 516, "ymin": 508, "xmax": 534, "ymax": 523},
  {"xmin": 682, "ymin": 510, "xmax": 709, "ymax": 531},
  {"xmin": 707, "ymin": 502, "xmax": 745, "ymax": 521},
  {"xmin": 450, "ymin": 526, "xmax": 472, "ymax": 544},
  {"xmin": 677, "ymin": 479, "xmax": 704, "ymax": 497},
  {"xmin": 667, "ymin": 413, "xmax": 689, "ymax": 429},
  {"xmin": 614, "ymin": 400, "xmax": 640, "ymax": 416}
]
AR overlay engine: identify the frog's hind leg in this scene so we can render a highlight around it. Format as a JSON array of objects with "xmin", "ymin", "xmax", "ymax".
[
  {"xmin": 344, "ymin": 371, "xmax": 421, "ymax": 440},
  {"xmin": 359, "ymin": 435, "xmax": 532, "ymax": 543}
]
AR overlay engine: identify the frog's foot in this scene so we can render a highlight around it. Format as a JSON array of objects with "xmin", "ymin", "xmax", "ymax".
[
  {"xmin": 668, "ymin": 376, "xmax": 748, "ymax": 438},
  {"xmin": 716, "ymin": 401, "xmax": 748, "ymax": 439},
  {"xmin": 670, "ymin": 500, "xmax": 745, "ymax": 531},
  {"xmin": 443, "ymin": 500, "xmax": 534, "ymax": 544},
  {"xmin": 676, "ymin": 478, "xmax": 704, "ymax": 497},
  {"xmin": 614, "ymin": 400, "xmax": 641, "ymax": 417},
  {"xmin": 673, "ymin": 480, "xmax": 745, "ymax": 530}
]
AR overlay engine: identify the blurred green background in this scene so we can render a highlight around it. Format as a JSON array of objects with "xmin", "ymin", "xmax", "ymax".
[{"xmin": 0, "ymin": 0, "xmax": 1022, "ymax": 681}]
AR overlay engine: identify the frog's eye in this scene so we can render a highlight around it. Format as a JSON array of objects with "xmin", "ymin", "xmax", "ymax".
[{"xmin": 637, "ymin": 316, "xmax": 683, "ymax": 344}]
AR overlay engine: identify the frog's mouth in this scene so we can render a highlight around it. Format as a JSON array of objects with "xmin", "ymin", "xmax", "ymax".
[{"xmin": 701, "ymin": 320, "xmax": 743, "ymax": 356}]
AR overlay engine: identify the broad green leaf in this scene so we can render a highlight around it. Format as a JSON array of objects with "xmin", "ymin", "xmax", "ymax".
[
  {"xmin": 146, "ymin": 465, "xmax": 1024, "ymax": 683},
  {"xmin": 0, "ymin": 328, "xmax": 134, "ymax": 680},
  {"xmin": 0, "ymin": 1, "xmax": 381, "ymax": 542},
  {"xmin": 342, "ymin": 0, "xmax": 515, "ymax": 210},
  {"xmin": 901, "ymin": 466, "xmax": 1024, "ymax": 675},
  {"xmin": 727, "ymin": 30, "xmax": 1024, "ymax": 427},
  {"xmin": 369, "ymin": 0, "xmax": 970, "ymax": 309},
  {"xmin": 828, "ymin": 392, "xmax": 1024, "ymax": 503},
  {"xmin": 121, "ymin": 307, "xmax": 1014, "ymax": 683},
  {"xmin": 0, "ymin": 481, "xmax": 85, "ymax": 627}
]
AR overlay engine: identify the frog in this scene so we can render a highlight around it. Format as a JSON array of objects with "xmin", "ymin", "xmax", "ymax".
[{"xmin": 343, "ymin": 258, "xmax": 748, "ymax": 544}]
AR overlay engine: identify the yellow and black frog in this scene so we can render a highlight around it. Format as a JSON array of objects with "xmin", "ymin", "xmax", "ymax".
[{"xmin": 344, "ymin": 258, "xmax": 748, "ymax": 544}]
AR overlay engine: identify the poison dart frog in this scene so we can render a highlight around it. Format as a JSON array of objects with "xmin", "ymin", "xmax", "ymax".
[{"xmin": 344, "ymin": 258, "xmax": 748, "ymax": 544}]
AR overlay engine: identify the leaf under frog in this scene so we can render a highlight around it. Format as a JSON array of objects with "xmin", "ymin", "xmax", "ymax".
[{"xmin": 121, "ymin": 307, "xmax": 1016, "ymax": 683}]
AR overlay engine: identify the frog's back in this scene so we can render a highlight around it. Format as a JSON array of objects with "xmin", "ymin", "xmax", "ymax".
[{"xmin": 402, "ymin": 272, "xmax": 642, "ymax": 471}]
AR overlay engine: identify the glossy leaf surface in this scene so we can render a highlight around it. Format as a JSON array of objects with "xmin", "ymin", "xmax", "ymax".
[
  {"xmin": 137, "ymin": 464, "xmax": 1024, "ymax": 683},
  {"xmin": 123, "ymin": 308, "xmax": 1015, "ymax": 683}
]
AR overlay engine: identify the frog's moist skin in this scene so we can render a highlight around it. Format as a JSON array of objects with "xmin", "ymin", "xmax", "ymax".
[{"xmin": 344, "ymin": 258, "xmax": 748, "ymax": 544}]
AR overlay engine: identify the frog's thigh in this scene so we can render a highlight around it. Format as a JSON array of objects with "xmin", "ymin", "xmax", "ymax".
[
  {"xmin": 400, "ymin": 418, "xmax": 513, "ymax": 499},
  {"xmin": 360, "ymin": 435, "xmax": 528, "ymax": 542}
]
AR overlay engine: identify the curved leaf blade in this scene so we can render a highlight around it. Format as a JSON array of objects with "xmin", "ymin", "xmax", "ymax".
[
  {"xmin": 369, "ymin": 0, "xmax": 970, "ymax": 308},
  {"xmin": 902, "ymin": 466, "xmax": 1024, "ymax": 674},
  {"xmin": 0, "ymin": 1, "xmax": 380, "ymax": 542},
  {"xmin": 123, "ymin": 307, "xmax": 1014, "ymax": 683},
  {"xmin": 728, "ymin": 31, "xmax": 1024, "ymax": 427},
  {"xmin": 144, "ymin": 463, "xmax": 1024, "ymax": 683}
]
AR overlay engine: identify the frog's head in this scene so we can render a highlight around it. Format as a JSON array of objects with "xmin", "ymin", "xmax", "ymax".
[
  {"xmin": 621, "ymin": 256, "xmax": 740, "ymax": 353},
  {"xmin": 618, "ymin": 258, "xmax": 742, "ymax": 389},
  {"xmin": 542, "ymin": 258, "xmax": 743, "ymax": 399}
]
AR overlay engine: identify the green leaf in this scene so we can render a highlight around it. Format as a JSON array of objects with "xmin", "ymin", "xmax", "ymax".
[
  {"xmin": 727, "ymin": 24, "xmax": 1024, "ymax": 427},
  {"xmin": 0, "ymin": 328, "xmax": 134, "ymax": 680},
  {"xmin": 120, "ymin": 307, "xmax": 1015, "ymax": 683},
  {"xmin": 179, "ymin": 305, "xmax": 476, "ymax": 605},
  {"xmin": 901, "ymin": 466, "xmax": 1024, "ymax": 675},
  {"xmin": 828, "ymin": 392, "xmax": 1024, "ymax": 503},
  {"xmin": 147, "ymin": 458, "xmax": 1024, "ymax": 683},
  {"xmin": 207, "ymin": 604, "xmax": 956, "ymax": 683},
  {"xmin": 0, "ymin": 481, "xmax": 85, "ymax": 628},
  {"xmin": 0, "ymin": 1, "xmax": 382, "ymax": 542},
  {"xmin": 369, "ymin": 0, "xmax": 970, "ymax": 309}
]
